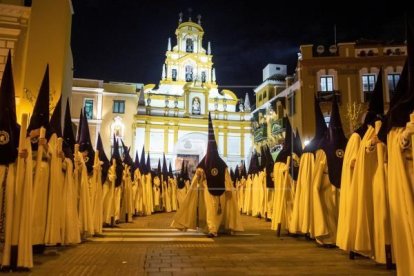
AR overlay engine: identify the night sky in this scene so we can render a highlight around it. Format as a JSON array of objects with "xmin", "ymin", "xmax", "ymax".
[{"xmin": 71, "ymin": 0, "xmax": 407, "ymax": 100}]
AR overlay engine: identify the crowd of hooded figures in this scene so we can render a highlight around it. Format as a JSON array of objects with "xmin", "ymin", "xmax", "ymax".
[
  {"xmin": 1, "ymin": 25, "xmax": 414, "ymax": 275},
  {"xmin": 0, "ymin": 50, "xmax": 201, "ymax": 271},
  {"xmin": 231, "ymin": 25, "xmax": 414, "ymax": 276}
]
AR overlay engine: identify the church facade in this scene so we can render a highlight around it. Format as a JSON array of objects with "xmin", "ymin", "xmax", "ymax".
[
  {"xmin": 70, "ymin": 16, "xmax": 252, "ymax": 175},
  {"xmin": 134, "ymin": 16, "xmax": 251, "ymax": 174}
]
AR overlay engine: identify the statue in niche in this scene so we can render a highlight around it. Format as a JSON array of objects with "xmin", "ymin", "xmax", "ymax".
[
  {"xmin": 186, "ymin": 38, "xmax": 194, "ymax": 53},
  {"xmin": 185, "ymin": 65, "xmax": 193, "ymax": 82},
  {"xmin": 192, "ymin": 97, "xmax": 201, "ymax": 115}
]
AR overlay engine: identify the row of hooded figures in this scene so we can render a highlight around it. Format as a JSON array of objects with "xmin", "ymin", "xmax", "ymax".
[
  {"xmin": 229, "ymin": 29, "xmax": 414, "ymax": 275},
  {"xmin": 0, "ymin": 51, "xmax": 202, "ymax": 271},
  {"xmin": 1, "ymin": 25, "xmax": 414, "ymax": 274}
]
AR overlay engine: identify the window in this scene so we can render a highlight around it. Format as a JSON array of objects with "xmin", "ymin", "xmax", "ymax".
[
  {"xmin": 388, "ymin": 73, "xmax": 400, "ymax": 98},
  {"xmin": 362, "ymin": 74, "xmax": 376, "ymax": 102},
  {"xmin": 84, "ymin": 99, "xmax": 93, "ymax": 119},
  {"xmin": 113, "ymin": 100, "xmax": 125, "ymax": 114},
  {"xmin": 201, "ymin": 71, "xmax": 206, "ymax": 83},
  {"xmin": 320, "ymin": 76, "xmax": 334, "ymax": 92},
  {"xmin": 185, "ymin": 65, "xmax": 193, "ymax": 82},
  {"xmin": 172, "ymin": 69, "xmax": 177, "ymax": 81},
  {"xmin": 186, "ymin": 38, "xmax": 193, "ymax": 53},
  {"xmin": 263, "ymin": 91, "xmax": 267, "ymax": 99}
]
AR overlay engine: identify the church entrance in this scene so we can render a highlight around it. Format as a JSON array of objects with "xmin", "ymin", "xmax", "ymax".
[
  {"xmin": 175, "ymin": 154, "xmax": 199, "ymax": 180},
  {"xmin": 173, "ymin": 132, "xmax": 208, "ymax": 179}
]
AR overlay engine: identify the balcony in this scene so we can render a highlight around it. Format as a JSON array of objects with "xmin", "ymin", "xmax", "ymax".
[
  {"xmin": 253, "ymin": 123, "xmax": 267, "ymax": 143},
  {"xmin": 271, "ymin": 118, "xmax": 285, "ymax": 136},
  {"xmin": 316, "ymin": 90, "xmax": 341, "ymax": 103}
]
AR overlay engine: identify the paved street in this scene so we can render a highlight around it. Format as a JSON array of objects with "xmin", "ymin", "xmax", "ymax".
[{"xmin": 12, "ymin": 213, "xmax": 394, "ymax": 275}]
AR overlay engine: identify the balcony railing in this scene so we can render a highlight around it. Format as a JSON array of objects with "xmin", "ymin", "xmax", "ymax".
[
  {"xmin": 271, "ymin": 118, "xmax": 285, "ymax": 136},
  {"xmin": 316, "ymin": 90, "xmax": 341, "ymax": 103},
  {"xmin": 253, "ymin": 124, "xmax": 267, "ymax": 143}
]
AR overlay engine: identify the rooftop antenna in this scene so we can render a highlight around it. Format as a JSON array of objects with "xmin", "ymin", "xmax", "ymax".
[
  {"xmin": 197, "ymin": 14, "xmax": 202, "ymax": 25},
  {"xmin": 334, "ymin": 24, "xmax": 337, "ymax": 45}
]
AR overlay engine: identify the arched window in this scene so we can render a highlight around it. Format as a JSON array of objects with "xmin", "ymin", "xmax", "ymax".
[
  {"xmin": 186, "ymin": 38, "xmax": 194, "ymax": 53},
  {"xmin": 185, "ymin": 65, "xmax": 193, "ymax": 82}
]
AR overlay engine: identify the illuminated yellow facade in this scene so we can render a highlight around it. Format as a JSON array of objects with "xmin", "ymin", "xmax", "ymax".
[
  {"xmin": 0, "ymin": 0, "xmax": 73, "ymax": 120},
  {"xmin": 252, "ymin": 41, "xmax": 406, "ymax": 149},
  {"xmin": 135, "ymin": 17, "xmax": 252, "ymax": 170}
]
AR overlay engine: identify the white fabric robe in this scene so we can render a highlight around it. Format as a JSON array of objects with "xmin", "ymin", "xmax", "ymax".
[
  {"xmin": 336, "ymin": 133, "xmax": 361, "ymax": 251},
  {"xmin": 312, "ymin": 150, "xmax": 339, "ymax": 245},
  {"xmin": 44, "ymin": 135, "xmax": 63, "ymax": 245},
  {"xmin": 153, "ymin": 176, "xmax": 161, "ymax": 210},
  {"xmin": 387, "ymin": 128, "xmax": 414, "ymax": 276},
  {"xmin": 77, "ymin": 151, "xmax": 94, "ymax": 236},
  {"xmin": 62, "ymin": 158, "xmax": 81, "ymax": 244},
  {"xmin": 170, "ymin": 178, "xmax": 178, "ymax": 211},
  {"xmin": 171, "ymin": 168, "xmax": 243, "ymax": 234},
  {"xmin": 289, "ymin": 152, "xmax": 314, "ymax": 234}
]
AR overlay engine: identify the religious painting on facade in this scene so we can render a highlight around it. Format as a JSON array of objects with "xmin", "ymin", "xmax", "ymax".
[
  {"xmin": 176, "ymin": 154, "xmax": 199, "ymax": 180},
  {"xmin": 192, "ymin": 97, "xmax": 201, "ymax": 115}
]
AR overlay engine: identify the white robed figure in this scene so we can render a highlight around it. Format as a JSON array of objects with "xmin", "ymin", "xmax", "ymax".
[
  {"xmin": 61, "ymin": 99, "xmax": 81, "ymax": 244},
  {"xmin": 171, "ymin": 113, "xmax": 243, "ymax": 236},
  {"xmin": 382, "ymin": 26, "xmax": 414, "ymax": 275},
  {"xmin": 0, "ymin": 52, "xmax": 33, "ymax": 269},
  {"xmin": 312, "ymin": 95, "xmax": 346, "ymax": 245}
]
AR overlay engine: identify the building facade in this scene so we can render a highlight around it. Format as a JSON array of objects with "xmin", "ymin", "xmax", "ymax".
[
  {"xmin": 134, "ymin": 16, "xmax": 251, "ymax": 173},
  {"xmin": 71, "ymin": 16, "xmax": 252, "ymax": 174},
  {"xmin": 252, "ymin": 41, "xmax": 406, "ymax": 150},
  {"xmin": 0, "ymin": 0, "xmax": 73, "ymax": 120}
]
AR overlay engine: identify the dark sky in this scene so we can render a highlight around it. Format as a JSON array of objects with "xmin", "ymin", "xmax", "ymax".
[{"xmin": 71, "ymin": 0, "xmax": 407, "ymax": 99}]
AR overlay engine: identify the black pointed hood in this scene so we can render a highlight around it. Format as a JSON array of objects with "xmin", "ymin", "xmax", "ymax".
[
  {"xmin": 27, "ymin": 65, "xmax": 50, "ymax": 150},
  {"xmin": 97, "ymin": 133, "xmax": 109, "ymax": 184},
  {"xmin": 162, "ymin": 153, "xmax": 168, "ymax": 181},
  {"xmin": 79, "ymin": 108, "xmax": 95, "ymax": 174},
  {"xmin": 177, "ymin": 159, "xmax": 186, "ymax": 189},
  {"xmin": 234, "ymin": 165, "xmax": 240, "ymax": 181},
  {"xmin": 76, "ymin": 109, "xmax": 83, "ymax": 144},
  {"xmin": 48, "ymin": 96, "xmax": 62, "ymax": 138},
  {"xmin": 303, "ymin": 97, "xmax": 327, "ymax": 153},
  {"xmin": 63, "ymin": 99, "xmax": 75, "ymax": 159},
  {"xmin": 265, "ymin": 145, "xmax": 275, "ymax": 188},
  {"xmin": 146, "ymin": 152, "xmax": 151, "ymax": 174},
  {"xmin": 321, "ymin": 95, "xmax": 348, "ymax": 188},
  {"xmin": 248, "ymin": 151, "xmax": 260, "ymax": 175},
  {"xmin": 169, "ymin": 162, "xmax": 173, "ymax": 178},
  {"xmin": 356, "ymin": 69, "xmax": 385, "ymax": 137},
  {"xmin": 197, "ymin": 113, "xmax": 227, "ymax": 196},
  {"xmin": 275, "ymin": 116, "xmax": 293, "ymax": 163},
  {"xmin": 230, "ymin": 168, "xmax": 235, "ymax": 186},
  {"xmin": 378, "ymin": 61, "xmax": 408, "ymax": 143},
  {"xmin": 140, "ymin": 147, "xmax": 148, "ymax": 174},
  {"xmin": 134, "ymin": 151, "xmax": 140, "ymax": 172},
  {"xmin": 111, "ymin": 136, "xmax": 123, "ymax": 187},
  {"xmin": 259, "ymin": 146, "xmax": 267, "ymax": 171},
  {"xmin": 121, "ymin": 140, "xmax": 133, "ymax": 167},
  {"xmin": 241, "ymin": 160, "xmax": 247, "ymax": 178},
  {"xmin": 293, "ymin": 129, "xmax": 303, "ymax": 157},
  {"xmin": 386, "ymin": 22, "xmax": 414, "ymax": 132},
  {"xmin": 0, "ymin": 50, "xmax": 18, "ymax": 165}
]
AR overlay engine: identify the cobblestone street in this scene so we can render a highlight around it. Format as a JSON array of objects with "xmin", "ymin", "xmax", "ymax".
[{"xmin": 9, "ymin": 213, "xmax": 395, "ymax": 275}]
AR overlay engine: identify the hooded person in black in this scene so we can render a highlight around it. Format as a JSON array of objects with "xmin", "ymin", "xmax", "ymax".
[
  {"xmin": 176, "ymin": 160, "xmax": 189, "ymax": 210},
  {"xmin": 152, "ymin": 159, "xmax": 162, "ymax": 211},
  {"xmin": 312, "ymin": 94, "xmax": 346, "ymax": 246},
  {"xmin": 169, "ymin": 161, "xmax": 178, "ymax": 211},
  {"xmin": 63, "ymin": 100, "xmax": 76, "ymax": 160},
  {"xmin": 264, "ymin": 145, "xmax": 275, "ymax": 221},
  {"xmin": 171, "ymin": 113, "xmax": 243, "ymax": 236},
  {"xmin": 119, "ymin": 140, "xmax": 133, "ymax": 222},
  {"xmin": 271, "ymin": 116, "xmax": 296, "ymax": 234},
  {"xmin": 0, "ymin": 50, "xmax": 33, "ymax": 270},
  {"xmin": 29, "ymin": 66, "xmax": 52, "ymax": 254}
]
